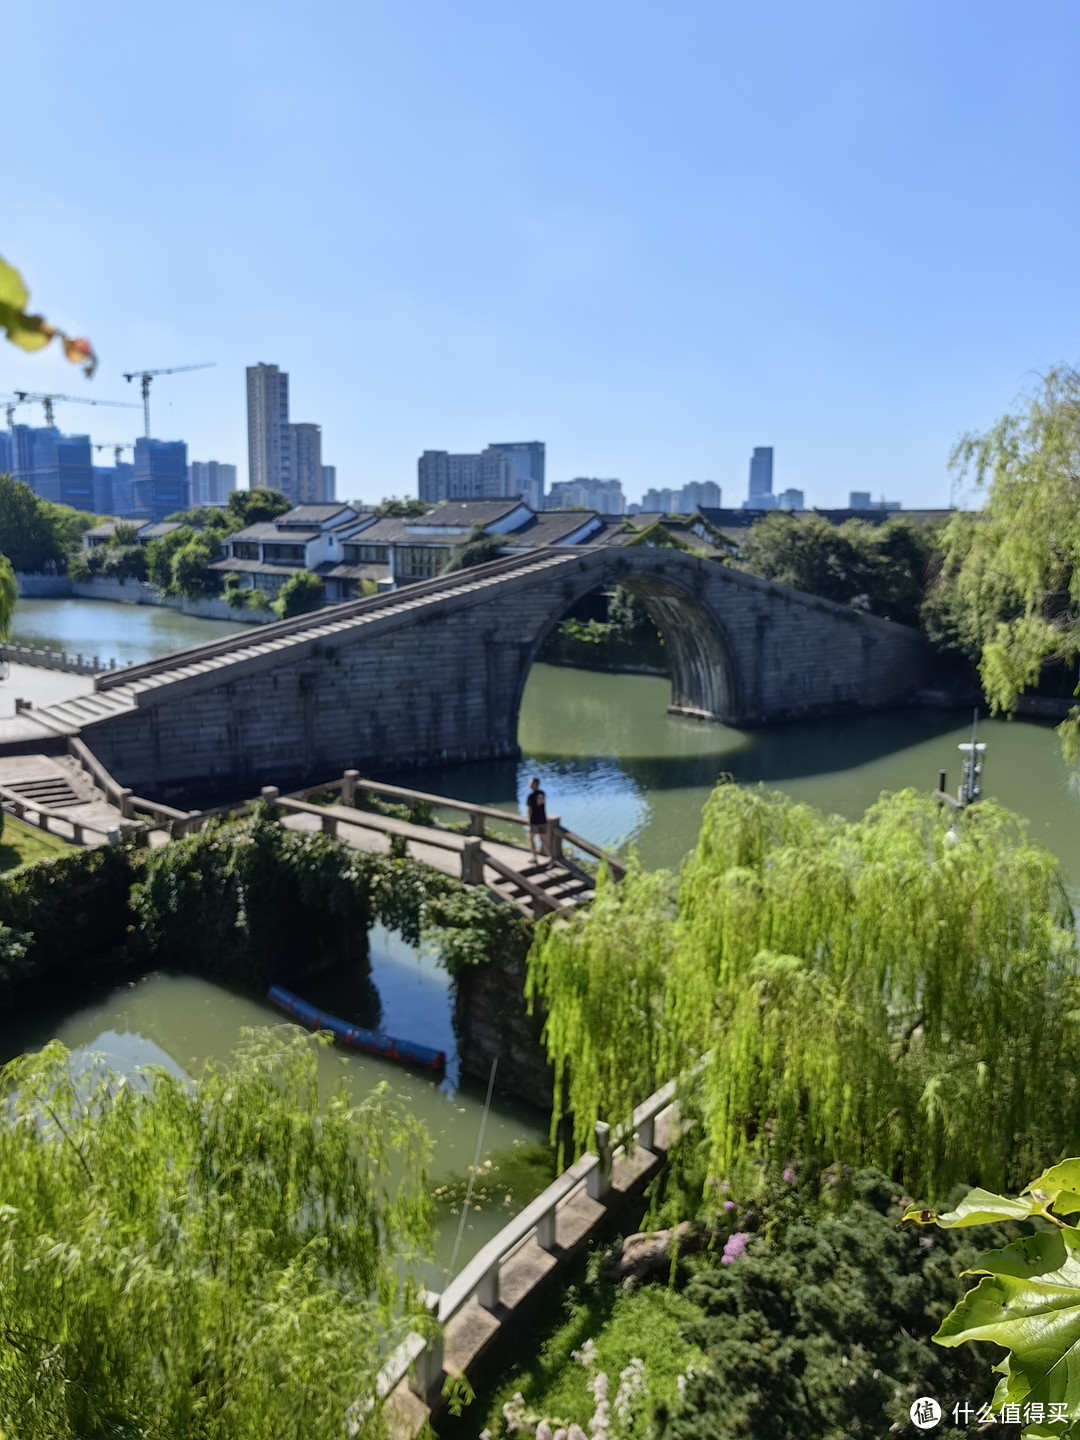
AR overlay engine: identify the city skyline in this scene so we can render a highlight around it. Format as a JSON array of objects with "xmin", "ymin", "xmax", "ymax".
[{"xmin": 5, "ymin": 1, "xmax": 1075, "ymax": 512}]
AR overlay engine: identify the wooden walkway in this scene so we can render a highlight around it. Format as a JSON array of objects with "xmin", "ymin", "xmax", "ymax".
[{"xmin": 0, "ymin": 744, "xmax": 625, "ymax": 918}]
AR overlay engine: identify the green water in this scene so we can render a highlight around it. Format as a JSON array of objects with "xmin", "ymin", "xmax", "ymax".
[
  {"xmin": 415, "ymin": 665, "xmax": 1080, "ymax": 884},
  {"xmin": 9, "ymin": 598, "xmax": 1080, "ymax": 1273},
  {"xmin": 12, "ymin": 597, "xmax": 249, "ymax": 665}
]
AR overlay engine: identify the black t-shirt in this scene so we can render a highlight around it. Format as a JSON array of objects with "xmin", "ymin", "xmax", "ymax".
[{"xmin": 526, "ymin": 790, "xmax": 547, "ymax": 825}]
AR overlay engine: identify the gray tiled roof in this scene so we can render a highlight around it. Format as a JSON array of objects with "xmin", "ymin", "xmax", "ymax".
[
  {"xmin": 278, "ymin": 504, "xmax": 357, "ymax": 524},
  {"xmin": 228, "ymin": 522, "xmax": 322, "ymax": 542},
  {"xmin": 403, "ymin": 499, "xmax": 528, "ymax": 528}
]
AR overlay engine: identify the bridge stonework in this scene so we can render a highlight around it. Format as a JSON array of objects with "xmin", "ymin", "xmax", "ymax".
[{"xmin": 76, "ymin": 548, "xmax": 929, "ymax": 800}]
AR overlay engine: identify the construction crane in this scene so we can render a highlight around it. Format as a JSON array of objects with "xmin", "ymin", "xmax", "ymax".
[
  {"xmin": 122, "ymin": 363, "xmax": 215, "ymax": 438},
  {"xmin": 11, "ymin": 390, "xmax": 140, "ymax": 428},
  {"xmin": 94, "ymin": 442, "xmax": 133, "ymax": 466}
]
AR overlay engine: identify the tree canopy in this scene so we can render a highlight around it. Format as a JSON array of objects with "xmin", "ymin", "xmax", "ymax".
[
  {"xmin": 926, "ymin": 367, "xmax": 1080, "ymax": 751},
  {"xmin": 0, "ymin": 1029, "xmax": 432, "ymax": 1440},
  {"xmin": 0, "ymin": 553, "xmax": 16, "ymax": 641},
  {"xmin": 0, "ymin": 476, "xmax": 68, "ymax": 573},
  {"xmin": 442, "ymin": 524, "xmax": 506, "ymax": 573},
  {"xmin": 227, "ymin": 487, "xmax": 291, "ymax": 527},
  {"xmin": 273, "ymin": 568, "xmax": 325, "ymax": 618},
  {"xmin": 527, "ymin": 783, "xmax": 1080, "ymax": 1199},
  {"xmin": 735, "ymin": 513, "xmax": 937, "ymax": 627}
]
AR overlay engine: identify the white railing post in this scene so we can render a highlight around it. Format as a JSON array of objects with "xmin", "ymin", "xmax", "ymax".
[
  {"xmin": 546, "ymin": 817, "xmax": 563, "ymax": 861},
  {"xmin": 260, "ymin": 785, "xmax": 280, "ymax": 819},
  {"xmin": 106, "ymin": 827, "xmax": 121, "ymax": 847},
  {"xmin": 536, "ymin": 1201, "xmax": 559, "ymax": 1252},
  {"xmin": 638, "ymin": 1114, "xmax": 656, "ymax": 1153},
  {"xmin": 477, "ymin": 1257, "xmax": 500, "ymax": 1311},
  {"xmin": 342, "ymin": 769, "xmax": 359, "ymax": 807},
  {"xmin": 408, "ymin": 1292, "xmax": 444, "ymax": 1399},
  {"xmin": 587, "ymin": 1122, "xmax": 612, "ymax": 1201}
]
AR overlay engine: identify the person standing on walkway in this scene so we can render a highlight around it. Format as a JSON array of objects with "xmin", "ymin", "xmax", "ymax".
[{"xmin": 525, "ymin": 776, "xmax": 548, "ymax": 861}]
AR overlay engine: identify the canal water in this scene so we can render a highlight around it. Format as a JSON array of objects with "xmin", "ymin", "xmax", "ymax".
[{"xmin": 8, "ymin": 596, "xmax": 1080, "ymax": 1272}]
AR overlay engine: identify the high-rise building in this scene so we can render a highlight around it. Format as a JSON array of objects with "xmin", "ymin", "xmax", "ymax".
[
  {"xmin": 488, "ymin": 441, "xmax": 545, "ymax": 510},
  {"xmin": 747, "ymin": 447, "xmax": 774, "ymax": 507},
  {"xmin": 5, "ymin": 425, "xmax": 95, "ymax": 511},
  {"xmin": 321, "ymin": 464, "xmax": 336, "ymax": 501},
  {"xmin": 288, "ymin": 423, "xmax": 326, "ymax": 505},
  {"xmin": 131, "ymin": 438, "xmax": 189, "ymax": 522},
  {"xmin": 849, "ymin": 491, "xmax": 872, "ymax": 508},
  {"xmin": 547, "ymin": 478, "xmax": 624, "ymax": 513},
  {"xmin": 418, "ymin": 441, "xmax": 544, "ymax": 506},
  {"xmin": 777, "ymin": 488, "xmax": 804, "ymax": 509},
  {"xmin": 246, "ymin": 362, "xmax": 291, "ymax": 496},
  {"xmin": 681, "ymin": 481, "xmax": 722, "ymax": 511},
  {"xmin": 190, "ymin": 460, "xmax": 238, "ymax": 507},
  {"xmin": 641, "ymin": 487, "xmax": 680, "ymax": 513}
]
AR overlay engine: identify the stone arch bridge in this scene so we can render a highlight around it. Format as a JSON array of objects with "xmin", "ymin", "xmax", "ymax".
[{"xmin": 25, "ymin": 547, "xmax": 928, "ymax": 800}]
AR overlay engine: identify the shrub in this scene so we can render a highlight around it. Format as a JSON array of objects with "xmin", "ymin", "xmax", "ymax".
[{"xmin": 273, "ymin": 569, "xmax": 324, "ymax": 618}]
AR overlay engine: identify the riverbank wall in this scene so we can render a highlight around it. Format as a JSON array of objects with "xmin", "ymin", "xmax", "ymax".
[{"xmin": 15, "ymin": 573, "xmax": 278, "ymax": 625}]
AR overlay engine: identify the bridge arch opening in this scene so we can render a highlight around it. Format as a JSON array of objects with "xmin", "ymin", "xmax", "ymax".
[{"xmin": 517, "ymin": 571, "xmax": 739, "ymax": 730}]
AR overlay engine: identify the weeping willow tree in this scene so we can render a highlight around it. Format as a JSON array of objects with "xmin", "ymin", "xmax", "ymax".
[
  {"xmin": 0, "ymin": 1029, "xmax": 433, "ymax": 1440},
  {"xmin": 926, "ymin": 366, "xmax": 1080, "ymax": 756},
  {"xmin": 527, "ymin": 784, "xmax": 1080, "ymax": 1198}
]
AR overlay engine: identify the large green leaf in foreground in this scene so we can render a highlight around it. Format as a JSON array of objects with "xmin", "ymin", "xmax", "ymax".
[{"xmin": 904, "ymin": 1161, "xmax": 1080, "ymax": 1437}]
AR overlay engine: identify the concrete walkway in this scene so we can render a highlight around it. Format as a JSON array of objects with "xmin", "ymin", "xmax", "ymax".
[{"xmin": 0, "ymin": 663, "xmax": 97, "ymax": 745}]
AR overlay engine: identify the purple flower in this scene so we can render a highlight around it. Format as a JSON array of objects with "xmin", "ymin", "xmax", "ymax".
[
  {"xmin": 782, "ymin": 1167, "xmax": 796, "ymax": 1185},
  {"xmin": 721, "ymin": 1231, "xmax": 750, "ymax": 1265},
  {"xmin": 722, "ymin": 1199, "xmax": 736, "ymax": 1212},
  {"xmin": 719, "ymin": 1179, "xmax": 730, "ymax": 1195}
]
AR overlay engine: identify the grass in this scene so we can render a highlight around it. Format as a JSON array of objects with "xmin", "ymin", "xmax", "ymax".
[
  {"xmin": 0, "ymin": 813, "xmax": 72, "ymax": 870},
  {"xmin": 470, "ymin": 1276, "xmax": 706, "ymax": 1440}
]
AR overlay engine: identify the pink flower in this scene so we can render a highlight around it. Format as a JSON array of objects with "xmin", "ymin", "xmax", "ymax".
[
  {"xmin": 721, "ymin": 1231, "xmax": 749, "ymax": 1265},
  {"xmin": 722, "ymin": 1199, "xmax": 736, "ymax": 1212},
  {"xmin": 782, "ymin": 1166, "xmax": 796, "ymax": 1184}
]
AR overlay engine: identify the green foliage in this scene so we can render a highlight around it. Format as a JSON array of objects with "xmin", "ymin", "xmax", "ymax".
[
  {"xmin": 245, "ymin": 585, "xmax": 272, "ymax": 610},
  {"xmin": 223, "ymin": 571, "xmax": 248, "ymax": 608},
  {"xmin": 0, "ymin": 844, "xmax": 133, "ymax": 993},
  {"xmin": 375, "ymin": 495, "xmax": 428, "ymax": 518},
  {"xmin": 527, "ymin": 859, "xmax": 677, "ymax": 1159},
  {"xmin": 0, "ymin": 1028, "xmax": 432, "ymax": 1439},
  {"xmin": 660, "ymin": 1169, "xmax": 1012, "ymax": 1440},
  {"xmin": 273, "ymin": 568, "xmax": 325, "ymax": 618},
  {"xmin": 65, "ymin": 551, "xmax": 92, "ymax": 581},
  {"xmin": 0, "ymin": 475, "xmax": 66, "ymax": 572},
  {"xmin": 0, "ymin": 552, "xmax": 15, "ymax": 640},
  {"xmin": 0, "ymin": 253, "xmax": 95, "ymax": 374},
  {"xmin": 170, "ymin": 535, "xmax": 218, "ymax": 597},
  {"xmin": 623, "ymin": 520, "xmax": 699, "ymax": 552},
  {"xmin": 226, "ymin": 487, "xmax": 290, "ymax": 527},
  {"xmin": 905, "ymin": 1158, "xmax": 1080, "ymax": 1435},
  {"xmin": 527, "ymin": 784, "xmax": 1080, "ymax": 1197},
  {"xmin": 927, "ymin": 368, "xmax": 1080, "ymax": 753},
  {"xmin": 735, "ymin": 512, "xmax": 937, "ymax": 626},
  {"xmin": 422, "ymin": 883, "xmax": 532, "ymax": 978},
  {"xmin": 129, "ymin": 807, "xmax": 372, "ymax": 987},
  {"xmin": 39, "ymin": 499, "xmax": 104, "ymax": 549},
  {"xmin": 481, "ymin": 1278, "xmax": 705, "ymax": 1440},
  {"xmin": 442, "ymin": 523, "xmax": 507, "ymax": 573},
  {"xmin": 145, "ymin": 524, "xmax": 219, "ymax": 595},
  {"xmin": 0, "ymin": 812, "xmax": 71, "ymax": 872}
]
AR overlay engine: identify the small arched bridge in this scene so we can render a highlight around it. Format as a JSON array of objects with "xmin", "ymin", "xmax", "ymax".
[{"xmin": 22, "ymin": 546, "xmax": 928, "ymax": 800}]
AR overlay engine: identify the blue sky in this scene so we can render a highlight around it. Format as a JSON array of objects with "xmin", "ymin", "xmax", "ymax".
[{"xmin": 4, "ymin": 0, "xmax": 1077, "ymax": 509}]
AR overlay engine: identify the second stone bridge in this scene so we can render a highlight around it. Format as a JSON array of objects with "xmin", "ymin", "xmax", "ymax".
[{"xmin": 24, "ymin": 546, "xmax": 929, "ymax": 800}]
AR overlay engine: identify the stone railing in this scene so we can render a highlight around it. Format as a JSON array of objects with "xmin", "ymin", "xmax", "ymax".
[
  {"xmin": 0, "ymin": 783, "xmax": 125, "ymax": 847},
  {"xmin": 1, "ymin": 642, "xmax": 118, "ymax": 676},
  {"xmin": 376, "ymin": 1076, "xmax": 681, "ymax": 1418}
]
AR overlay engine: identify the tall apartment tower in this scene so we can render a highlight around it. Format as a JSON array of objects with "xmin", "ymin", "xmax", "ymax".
[
  {"xmin": 246, "ymin": 363, "xmax": 291, "ymax": 495},
  {"xmin": 488, "ymin": 441, "xmax": 545, "ymax": 510},
  {"xmin": 418, "ymin": 441, "xmax": 545, "ymax": 508},
  {"xmin": 190, "ymin": 460, "xmax": 238, "ymax": 507},
  {"xmin": 289, "ymin": 423, "xmax": 325, "ymax": 505},
  {"xmin": 747, "ymin": 447, "xmax": 774, "ymax": 508},
  {"xmin": 131, "ymin": 438, "xmax": 190, "ymax": 522}
]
